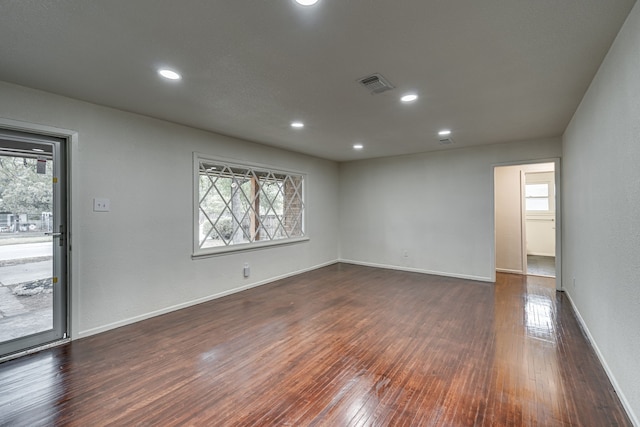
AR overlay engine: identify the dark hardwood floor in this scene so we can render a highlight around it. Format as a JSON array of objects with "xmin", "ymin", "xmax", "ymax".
[{"xmin": 0, "ymin": 264, "xmax": 632, "ymax": 426}]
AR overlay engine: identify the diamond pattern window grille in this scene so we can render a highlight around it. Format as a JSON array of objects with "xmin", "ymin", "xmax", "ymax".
[{"xmin": 197, "ymin": 158, "xmax": 305, "ymax": 251}]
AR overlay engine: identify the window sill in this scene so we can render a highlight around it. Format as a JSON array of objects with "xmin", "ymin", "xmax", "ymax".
[{"xmin": 192, "ymin": 236, "xmax": 310, "ymax": 259}]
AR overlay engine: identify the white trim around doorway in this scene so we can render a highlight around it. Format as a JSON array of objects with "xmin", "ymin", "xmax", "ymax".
[
  {"xmin": 491, "ymin": 158, "xmax": 562, "ymax": 291},
  {"xmin": 0, "ymin": 117, "xmax": 78, "ymax": 339}
]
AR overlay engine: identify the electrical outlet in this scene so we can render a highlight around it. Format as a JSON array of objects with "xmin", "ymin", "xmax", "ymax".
[
  {"xmin": 243, "ymin": 263, "xmax": 250, "ymax": 278},
  {"xmin": 403, "ymin": 250, "xmax": 409, "ymax": 258},
  {"xmin": 93, "ymin": 198, "xmax": 110, "ymax": 212}
]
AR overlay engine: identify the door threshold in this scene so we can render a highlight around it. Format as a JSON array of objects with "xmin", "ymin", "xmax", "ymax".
[{"xmin": 0, "ymin": 338, "xmax": 71, "ymax": 364}]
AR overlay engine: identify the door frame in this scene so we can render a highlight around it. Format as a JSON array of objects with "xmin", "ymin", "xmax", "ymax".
[
  {"xmin": 520, "ymin": 170, "xmax": 528, "ymax": 275},
  {"xmin": 492, "ymin": 157, "xmax": 562, "ymax": 291},
  {"xmin": 0, "ymin": 117, "xmax": 77, "ymax": 349}
]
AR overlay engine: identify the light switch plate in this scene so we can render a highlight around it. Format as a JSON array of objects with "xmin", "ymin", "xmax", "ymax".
[{"xmin": 93, "ymin": 198, "xmax": 110, "ymax": 212}]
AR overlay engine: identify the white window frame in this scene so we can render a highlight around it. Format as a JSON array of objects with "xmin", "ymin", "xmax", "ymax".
[
  {"xmin": 525, "ymin": 183, "xmax": 550, "ymax": 211},
  {"xmin": 524, "ymin": 172, "xmax": 555, "ymax": 214},
  {"xmin": 193, "ymin": 153, "xmax": 308, "ymax": 257}
]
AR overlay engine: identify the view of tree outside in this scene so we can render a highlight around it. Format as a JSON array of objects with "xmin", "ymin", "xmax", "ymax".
[
  {"xmin": 197, "ymin": 160, "xmax": 304, "ymax": 250},
  {"xmin": 0, "ymin": 156, "xmax": 53, "ymax": 233},
  {"xmin": 0, "ymin": 154, "xmax": 55, "ymax": 344}
]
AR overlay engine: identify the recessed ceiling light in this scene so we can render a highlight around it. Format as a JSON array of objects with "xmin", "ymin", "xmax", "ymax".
[
  {"xmin": 158, "ymin": 69, "xmax": 181, "ymax": 80},
  {"xmin": 291, "ymin": 121, "xmax": 305, "ymax": 128},
  {"xmin": 400, "ymin": 93, "xmax": 418, "ymax": 103},
  {"xmin": 353, "ymin": 144, "xmax": 364, "ymax": 150},
  {"xmin": 438, "ymin": 129, "xmax": 452, "ymax": 136},
  {"xmin": 32, "ymin": 148, "xmax": 45, "ymax": 152},
  {"xmin": 295, "ymin": 0, "xmax": 319, "ymax": 5}
]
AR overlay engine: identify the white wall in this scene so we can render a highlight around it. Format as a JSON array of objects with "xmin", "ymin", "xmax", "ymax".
[
  {"xmin": 338, "ymin": 138, "xmax": 561, "ymax": 281},
  {"xmin": 0, "ymin": 81, "xmax": 340, "ymax": 339},
  {"xmin": 563, "ymin": 2, "xmax": 640, "ymax": 424}
]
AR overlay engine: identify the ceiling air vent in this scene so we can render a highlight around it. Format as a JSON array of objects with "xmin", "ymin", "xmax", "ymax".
[
  {"xmin": 438, "ymin": 137, "xmax": 455, "ymax": 145},
  {"xmin": 358, "ymin": 73, "xmax": 395, "ymax": 94}
]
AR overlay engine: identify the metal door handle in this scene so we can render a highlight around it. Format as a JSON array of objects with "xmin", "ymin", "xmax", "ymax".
[{"xmin": 46, "ymin": 226, "xmax": 65, "ymax": 246}]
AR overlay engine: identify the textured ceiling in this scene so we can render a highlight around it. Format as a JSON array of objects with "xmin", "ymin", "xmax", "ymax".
[{"xmin": 0, "ymin": 0, "xmax": 636, "ymax": 161}]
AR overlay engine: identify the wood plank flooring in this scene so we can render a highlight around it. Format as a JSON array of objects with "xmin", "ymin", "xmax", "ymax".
[{"xmin": 0, "ymin": 264, "xmax": 632, "ymax": 426}]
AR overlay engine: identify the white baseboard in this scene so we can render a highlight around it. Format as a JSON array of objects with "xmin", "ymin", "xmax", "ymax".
[
  {"xmin": 77, "ymin": 259, "xmax": 339, "ymax": 339},
  {"xmin": 527, "ymin": 252, "xmax": 555, "ymax": 257},
  {"xmin": 496, "ymin": 268, "xmax": 524, "ymax": 275},
  {"xmin": 339, "ymin": 259, "xmax": 492, "ymax": 283},
  {"xmin": 565, "ymin": 291, "xmax": 639, "ymax": 427}
]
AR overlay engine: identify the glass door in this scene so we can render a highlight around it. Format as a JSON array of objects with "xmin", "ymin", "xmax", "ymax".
[{"xmin": 0, "ymin": 129, "xmax": 67, "ymax": 358}]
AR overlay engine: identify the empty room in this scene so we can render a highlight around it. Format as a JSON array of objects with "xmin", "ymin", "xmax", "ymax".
[{"xmin": 0, "ymin": 1, "xmax": 638, "ymax": 426}]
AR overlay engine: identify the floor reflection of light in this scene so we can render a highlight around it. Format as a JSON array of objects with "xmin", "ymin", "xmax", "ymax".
[
  {"xmin": 343, "ymin": 373, "xmax": 376, "ymax": 425},
  {"xmin": 346, "ymin": 395, "xmax": 368, "ymax": 424},
  {"xmin": 200, "ymin": 347, "xmax": 220, "ymax": 363},
  {"xmin": 0, "ymin": 353, "xmax": 63, "ymax": 424},
  {"xmin": 525, "ymin": 294, "xmax": 556, "ymax": 343}
]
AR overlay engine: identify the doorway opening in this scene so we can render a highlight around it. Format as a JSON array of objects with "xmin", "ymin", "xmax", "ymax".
[
  {"xmin": 494, "ymin": 160, "xmax": 560, "ymax": 288},
  {"xmin": 523, "ymin": 168, "xmax": 556, "ymax": 277},
  {"xmin": 0, "ymin": 128, "xmax": 68, "ymax": 359}
]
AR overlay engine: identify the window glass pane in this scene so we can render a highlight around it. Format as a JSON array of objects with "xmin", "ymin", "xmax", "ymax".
[
  {"xmin": 526, "ymin": 198, "xmax": 549, "ymax": 211},
  {"xmin": 525, "ymin": 183, "xmax": 548, "ymax": 197},
  {"xmin": 196, "ymin": 157, "xmax": 305, "ymax": 253}
]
